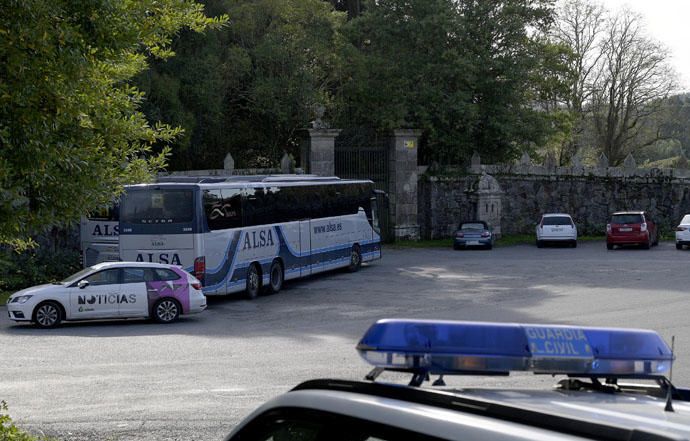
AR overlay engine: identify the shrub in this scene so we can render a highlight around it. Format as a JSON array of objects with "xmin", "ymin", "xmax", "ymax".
[
  {"xmin": 0, "ymin": 401, "xmax": 41, "ymax": 441},
  {"xmin": 0, "ymin": 246, "xmax": 80, "ymax": 293}
]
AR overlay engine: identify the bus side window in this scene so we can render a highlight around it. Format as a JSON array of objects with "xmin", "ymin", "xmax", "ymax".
[
  {"xmin": 221, "ymin": 189, "xmax": 242, "ymax": 229},
  {"xmin": 203, "ymin": 189, "xmax": 225, "ymax": 230},
  {"xmin": 243, "ymin": 186, "xmax": 270, "ymax": 227},
  {"xmin": 204, "ymin": 189, "xmax": 242, "ymax": 230}
]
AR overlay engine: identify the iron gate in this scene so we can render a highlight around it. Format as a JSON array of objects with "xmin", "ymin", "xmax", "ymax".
[{"xmin": 334, "ymin": 129, "xmax": 393, "ymax": 242}]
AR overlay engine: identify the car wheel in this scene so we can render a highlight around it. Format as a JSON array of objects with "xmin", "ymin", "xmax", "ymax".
[
  {"xmin": 676, "ymin": 243, "xmax": 683, "ymax": 250},
  {"xmin": 453, "ymin": 244, "xmax": 460, "ymax": 250},
  {"xmin": 33, "ymin": 301, "xmax": 62, "ymax": 328},
  {"xmin": 571, "ymin": 240, "xmax": 577, "ymax": 248},
  {"xmin": 536, "ymin": 240, "xmax": 544, "ymax": 248},
  {"xmin": 641, "ymin": 239, "xmax": 651, "ymax": 250},
  {"xmin": 607, "ymin": 243, "xmax": 614, "ymax": 250},
  {"xmin": 348, "ymin": 245, "xmax": 362, "ymax": 272},
  {"xmin": 153, "ymin": 298, "xmax": 180, "ymax": 324},
  {"xmin": 246, "ymin": 263, "xmax": 261, "ymax": 300},
  {"xmin": 267, "ymin": 260, "xmax": 284, "ymax": 294},
  {"xmin": 485, "ymin": 244, "xmax": 493, "ymax": 250}
]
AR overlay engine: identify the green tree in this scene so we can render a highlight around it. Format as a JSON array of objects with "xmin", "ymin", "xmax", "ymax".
[
  {"xmin": 0, "ymin": 0, "xmax": 226, "ymax": 247},
  {"xmin": 551, "ymin": 0, "xmax": 677, "ymax": 166},
  {"xmin": 138, "ymin": 0, "xmax": 344, "ymax": 170},
  {"xmin": 335, "ymin": 0, "xmax": 562, "ymax": 165}
]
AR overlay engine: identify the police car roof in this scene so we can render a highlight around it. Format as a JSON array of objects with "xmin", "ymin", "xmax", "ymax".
[{"xmin": 252, "ymin": 379, "xmax": 690, "ymax": 441}]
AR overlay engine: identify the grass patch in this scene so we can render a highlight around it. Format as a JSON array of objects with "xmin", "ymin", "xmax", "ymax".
[
  {"xmin": 388, "ymin": 234, "xmax": 608, "ymax": 249},
  {"xmin": 496, "ymin": 234, "xmax": 533, "ymax": 246},
  {"xmin": 0, "ymin": 291, "xmax": 10, "ymax": 305},
  {"xmin": 385, "ymin": 239, "xmax": 450, "ymax": 249},
  {"xmin": 578, "ymin": 235, "xmax": 606, "ymax": 242}
]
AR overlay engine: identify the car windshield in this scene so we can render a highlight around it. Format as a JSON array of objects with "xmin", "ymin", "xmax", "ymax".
[
  {"xmin": 460, "ymin": 222, "xmax": 485, "ymax": 230},
  {"xmin": 611, "ymin": 214, "xmax": 643, "ymax": 224},
  {"xmin": 60, "ymin": 267, "xmax": 96, "ymax": 285},
  {"xmin": 542, "ymin": 216, "xmax": 572, "ymax": 226}
]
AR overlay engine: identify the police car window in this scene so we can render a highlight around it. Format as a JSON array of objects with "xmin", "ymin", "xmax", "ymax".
[
  {"xmin": 84, "ymin": 269, "xmax": 120, "ymax": 286},
  {"xmin": 236, "ymin": 409, "xmax": 446, "ymax": 441},
  {"xmin": 153, "ymin": 268, "xmax": 180, "ymax": 281},
  {"xmin": 123, "ymin": 268, "xmax": 145, "ymax": 283}
]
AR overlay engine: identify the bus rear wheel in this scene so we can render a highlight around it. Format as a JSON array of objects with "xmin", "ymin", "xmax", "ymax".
[
  {"xmin": 267, "ymin": 260, "xmax": 284, "ymax": 294},
  {"xmin": 246, "ymin": 263, "xmax": 261, "ymax": 300},
  {"xmin": 348, "ymin": 245, "xmax": 362, "ymax": 273}
]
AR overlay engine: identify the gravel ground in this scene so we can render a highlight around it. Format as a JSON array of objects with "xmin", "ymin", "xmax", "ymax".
[{"xmin": 1, "ymin": 241, "xmax": 689, "ymax": 440}]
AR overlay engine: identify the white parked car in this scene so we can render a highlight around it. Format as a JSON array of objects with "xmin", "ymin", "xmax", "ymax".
[
  {"xmin": 536, "ymin": 213, "xmax": 577, "ymax": 248},
  {"xmin": 6, "ymin": 262, "xmax": 207, "ymax": 328},
  {"xmin": 676, "ymin": 214, "xmax": 690, "ymax": 250}
]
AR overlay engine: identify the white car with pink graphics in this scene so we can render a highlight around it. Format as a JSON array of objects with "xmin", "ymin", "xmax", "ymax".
[{"xmin": 5, "ymin": 262, "xmax": 206, "ymax": 328}]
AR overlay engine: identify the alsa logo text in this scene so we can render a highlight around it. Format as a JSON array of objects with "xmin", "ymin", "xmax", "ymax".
[
  {"xmin": 136, "ymin": 253, "xmax": 182, "ymax": 265},
  {"xmin": 92, "ymin": 224, "xmax": 119, "ymax": 236},
  {"xmin": 242, "ymin": 229, "xmax": 275, "ymax": 250}
]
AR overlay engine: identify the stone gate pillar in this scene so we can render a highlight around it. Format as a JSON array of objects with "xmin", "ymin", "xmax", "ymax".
[
  {"xmin": 389, "ymin": 129, "xmax": 421, "ymax": 240},
  {"xmin": 300, "ymin": 129, "xmax": 341, "ymax": 176}
]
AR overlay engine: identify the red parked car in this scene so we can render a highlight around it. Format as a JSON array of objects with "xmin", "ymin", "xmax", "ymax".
[{"xmin": 606, "ymin": 211, "xmax": 658, "ymax": 250}]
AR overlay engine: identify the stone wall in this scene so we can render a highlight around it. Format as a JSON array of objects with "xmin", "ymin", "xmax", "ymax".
[{"xmin": 419, "ymin": 154, "xmax": 690, "ymax": 238}]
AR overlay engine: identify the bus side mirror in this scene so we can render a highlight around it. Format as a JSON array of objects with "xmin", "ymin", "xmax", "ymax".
[{"xmin": 78, "ymin": 280, "xmax": 89, "ymax": 290}]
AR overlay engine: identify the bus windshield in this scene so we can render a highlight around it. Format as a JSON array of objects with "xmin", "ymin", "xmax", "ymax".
[{"xmin": 120, "ymin": 189, "xmax": 194, "ymax": 224}]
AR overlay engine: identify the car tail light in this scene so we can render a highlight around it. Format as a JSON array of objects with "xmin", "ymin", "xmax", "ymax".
[
  {"xmin": 606, "ymin": 224, "xmax": 611, "ymax": 233},
  {"xmin": 481, "ymin": 231, "xmax": 490, "ymax": 238},
  {"xmin": 456, "ymin": 232, "xmax": 464, "ymax": 238},
  {"xmin": 191, "ymin": 282, "xmax": 202, "ymax": 290},
  {"xmin": 677, "ymin": 226, "xmax": 688, "ymax": 232},
  {"xmin": 641, "ymin": 223, "xmax": 647, "ymax": 232},
  {"xmin": 194, "ymin": 256, "xmax": 205, "ymax": 281}
]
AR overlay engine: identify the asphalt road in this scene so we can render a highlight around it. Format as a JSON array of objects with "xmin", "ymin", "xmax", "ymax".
[{"xmin": 1, "ymin": 241, "xmax": 689, "ymax": 440}]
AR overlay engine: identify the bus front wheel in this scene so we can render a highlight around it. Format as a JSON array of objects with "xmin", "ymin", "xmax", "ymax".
[
  {"xmin": 267, "ymin": 260, "xmax": 284, "ymax": 294},
  {"xmin": 348, "ymin": 245, "xmax": 362, "ymax": 273},
  {"xmin": 246, "ymin": 263, "xmax": 261, "ymax": 300}
]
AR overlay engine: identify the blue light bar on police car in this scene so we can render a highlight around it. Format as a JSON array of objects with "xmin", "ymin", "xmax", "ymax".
[{"xmin": 356, "ymin": 320, "xmax": 673, "ymax": 377}]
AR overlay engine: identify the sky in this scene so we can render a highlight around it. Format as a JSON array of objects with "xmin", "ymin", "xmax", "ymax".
[{"xmin": 600, "ymin": 0, "xmax": 690, "ymax": 91}]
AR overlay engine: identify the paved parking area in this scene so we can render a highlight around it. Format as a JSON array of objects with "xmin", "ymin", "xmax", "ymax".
[{"xmin": 1, "ymin": 241, "xmax": 690, "ymax": 440}]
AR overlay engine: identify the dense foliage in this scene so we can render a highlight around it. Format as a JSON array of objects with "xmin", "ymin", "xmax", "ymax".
[
  {"xmin": 2, "ymin": 0, "xmax": 685, "ymax": 245},
  {"xmin": 335, "ymin": 0, "xmax": 564, "ymax": 164},
  {"xmin": 138, "ymin": 0, "xmax": 343, "ymax": 169},
  {"xmin": 138, "ymin": 0, "xmax": 567, "ymax": 168},
  {"xmin": 0, "ymin": 0, "xmax": 226, "ymax": 247},
  {"xmin": 0, "ymin": 233, "xmax": 80, "ymax": 293}
]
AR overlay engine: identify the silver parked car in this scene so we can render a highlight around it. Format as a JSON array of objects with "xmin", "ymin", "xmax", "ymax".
[
  {"xmin": 453, "ymin": 221, "xmax": 494, "ymax": 250},
  {"xmin": 536, "ymin": 213, "xmax": 577, "ymax": 248}
]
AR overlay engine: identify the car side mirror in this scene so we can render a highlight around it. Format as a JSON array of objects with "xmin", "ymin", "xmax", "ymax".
[{"xmin": 78, "ymin": 280, "xmax": 89, "ymax": 289}]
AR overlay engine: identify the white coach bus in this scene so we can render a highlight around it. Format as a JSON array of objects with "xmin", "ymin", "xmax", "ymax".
[
  {"xmin": 118, "ymin": 176, "xmax": 382, "ymax": 298},
  {"xmin": 80, "ymin": 205, "xmax": 120, "ymax": 267}
]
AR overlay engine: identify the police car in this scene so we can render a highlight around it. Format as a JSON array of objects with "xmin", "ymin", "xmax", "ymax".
[
  {"xmin": 6, "ymin": 262, "xmax": 206, "ymax": 328},
  {"xmin": 225, "ymin": 319, "xmax": 690, "ymax": 441}
]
